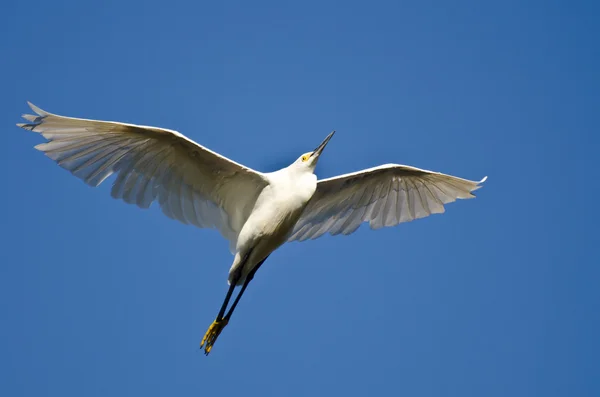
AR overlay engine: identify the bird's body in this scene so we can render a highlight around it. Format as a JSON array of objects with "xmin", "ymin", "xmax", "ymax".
[
  {"xmin": 17, "ymin": 102, "xmax": 486, "ymax": 354},
  {"xmin": 231, "ymin": 166, "xmax": 317, "ymax": 284}
]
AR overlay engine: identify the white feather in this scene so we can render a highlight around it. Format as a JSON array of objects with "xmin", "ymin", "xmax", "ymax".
[
  {"xmin": 288, "ymin": 164, "xmax": 487, "ymax": 241},
  {"xmin": 18, "ymin": 102, "xmax": 269, "ymax": 251}
]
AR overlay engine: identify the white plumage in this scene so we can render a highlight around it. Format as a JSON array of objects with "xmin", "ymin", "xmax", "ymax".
[
  {"xmin": 19, "ymin": 102, "xmax": 268, "ymax": 253},
  {"xmin": 18, "ymin": 102, "xmax": 486, "ymax": 354},
  {"xmin": 290, "ymin": 165, "xmax": 487, "ymax": 241}
]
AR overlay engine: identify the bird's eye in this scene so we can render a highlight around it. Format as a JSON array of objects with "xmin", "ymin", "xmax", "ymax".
[{"xmin": 301, "ymin": 155, "xmax": 309, "ymax": 162}]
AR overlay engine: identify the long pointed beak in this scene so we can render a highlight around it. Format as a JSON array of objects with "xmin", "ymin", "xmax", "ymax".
[{"xmin": 311, "ymin": 130, "xmax": 335, "ymax": 158}]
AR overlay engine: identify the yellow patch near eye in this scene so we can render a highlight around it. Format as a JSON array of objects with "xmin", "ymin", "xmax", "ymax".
[{"xmin": 302, "ymin": 155, "xmax": 309, "ymax": 162}]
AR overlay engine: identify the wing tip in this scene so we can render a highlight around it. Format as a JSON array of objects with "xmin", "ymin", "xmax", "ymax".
[
  {"xmin": 16, "ymin": 122, "xmax": 35, "ymax": 131},
  {"xmin": 470, "ymin": 176, "xmax": 488, "ymax": 194},
  {"xmin": 27, "ymin": 101, "xmax": 48, "ymax": 116},
  {"xmin": 18, "ymin": 102, "xmax": 48, "ymax": 131}
]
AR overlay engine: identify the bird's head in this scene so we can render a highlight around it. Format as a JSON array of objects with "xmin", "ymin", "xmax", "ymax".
[{"xmin": 292, "ymin": 130, "xmax": 335, "ymax": 172}]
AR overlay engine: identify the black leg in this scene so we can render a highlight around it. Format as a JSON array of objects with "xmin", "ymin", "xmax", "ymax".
[
  {"xmin": 216, "ymin": 282, "xmax": 236, "ymax": 320},
  {"xmin": 200, "ymin": 255, "xmax": 270, "ymax": 354},
  {"xmin": 200, "ymin": 252, "xmax": 248, "ymax": 354},
  {"xmin": 213, "ymin": 249, "xmax": 252, "ymax": 320},
  {"xmin": 223, "ymin": 277, "xmax": 251, "ymax": 321},
  {"xmin": 224, "ymin": 255, "xmax": 269, "ymax": 322}
]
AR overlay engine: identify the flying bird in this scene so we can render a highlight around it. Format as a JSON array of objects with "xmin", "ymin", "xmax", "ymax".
[{"xmin": 17, "ymin": 102, "xmax": 487, "ymax": 354}]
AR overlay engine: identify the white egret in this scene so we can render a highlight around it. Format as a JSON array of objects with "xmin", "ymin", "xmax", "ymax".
[{"xmin": 18, "ymin": 102, "xmax": 487, "ymax": 354}]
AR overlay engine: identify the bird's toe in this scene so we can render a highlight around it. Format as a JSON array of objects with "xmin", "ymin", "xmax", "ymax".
[{"xmin": 200, "ymin": 319, "xmax": 228, "ymax": 355}]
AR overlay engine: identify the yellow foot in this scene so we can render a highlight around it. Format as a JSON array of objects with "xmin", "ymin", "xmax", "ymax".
[{"xmin": 200, "ymin": 318, "xmax": 228, "ymax": 355}]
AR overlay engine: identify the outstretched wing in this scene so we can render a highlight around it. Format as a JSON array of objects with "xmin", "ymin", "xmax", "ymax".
[
  {"xmin": 289, "ymin": 164, "xmax": 486, "ymax": 241},
  {"xmin": 18, "ymin": 102, "xmax": 268, "ymax": 250}
]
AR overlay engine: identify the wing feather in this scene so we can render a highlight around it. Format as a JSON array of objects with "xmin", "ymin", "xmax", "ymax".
[
  {"xmin": 18, "ymin": 102, "xmax": 268, "ymax": 249},
  {"xmin": 289, "ymin": 164, "xmax": 486, "ymax": 242}
]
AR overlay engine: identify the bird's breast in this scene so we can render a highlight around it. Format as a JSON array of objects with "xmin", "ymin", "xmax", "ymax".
[{"xmin": 236, "ymin": 174, "xmax": 316, "ymax": 253}]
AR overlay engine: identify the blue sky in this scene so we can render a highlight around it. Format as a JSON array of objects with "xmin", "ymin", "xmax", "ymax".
[{"xmin": 1, "ymin": 0, "xmax": 598, "ymax": 396}]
